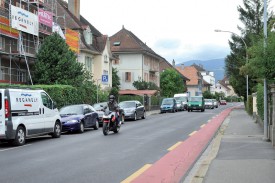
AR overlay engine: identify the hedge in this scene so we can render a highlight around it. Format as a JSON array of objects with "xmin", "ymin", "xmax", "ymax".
[{"xmin": 0, "ymin": 84, "xmax": 109, "ymax": 109}]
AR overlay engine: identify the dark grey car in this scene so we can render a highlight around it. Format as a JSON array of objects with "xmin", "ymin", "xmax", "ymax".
[{"xmin": 118, "ymin": 100, "xmax": 146, "ymax": 121}]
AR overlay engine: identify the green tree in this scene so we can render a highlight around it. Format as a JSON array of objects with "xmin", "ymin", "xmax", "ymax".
[
  {"xmin": 109, "ymin": 67, "xmax": 121, "ymax": 98},
  {"xmin": 133, "ymin": 79, "xmax": 159, "ymax": 90},
  {"xmin": 203, "ymin": 90, "xmax": 213, "ymax": 99},
  {"xmin": 225, "ymin": 0, "xmax": 270, "ymax": 101},
  {"xmin": 243, "ymin": 33, "xmax": 275, "ymax": 80},
  {"xmin": 33, "ymin": 32, "xmax": 85, "ymax": 86},
  {"xmin": 160, "ymin": 68, "xmax": 186, "ymax": 97}
]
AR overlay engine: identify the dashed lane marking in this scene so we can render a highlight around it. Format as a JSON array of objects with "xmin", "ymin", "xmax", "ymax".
[
  {"xmin": 167, "ymin": 142, "xmax": 182, "ymax": 151},
  {"xmin": 121, "ymin": 164, "xmax": 152, "ymax": 183},
  {"xmin": 189, "ymin": 131, "xmax": 197, "ymax": 136}
]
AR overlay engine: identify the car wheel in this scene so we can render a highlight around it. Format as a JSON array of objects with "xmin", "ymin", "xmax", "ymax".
[
  {"xmin": 133, "ymin": 112, "xmax": 137, "ymax": 121},
  {"xmin": 13, "ymin": 126, "xmax": 26, "ymax": 146},
  {"xmin": 78, "ymin": 122, "xmax": 84, "ymax": 133},
  {"xmin": 188, "ymin": 109, "xmax": 190, "ymax": 112},
  {"xmin": 52, "ymin": 121, "xmax": 61, "ymax": 138},
  {"xmin": 94, "ymin": 119, "xmax": 99, "ymax": 130},
  {"xmin": 142, "ymin": 111, "xmax": 146, "ymax": 119}
]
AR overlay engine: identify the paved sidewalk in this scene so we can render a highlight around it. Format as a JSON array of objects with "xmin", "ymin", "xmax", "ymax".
[{"xmin": 185, "ymin": 106, "xmax": 275, "ymax": 183}]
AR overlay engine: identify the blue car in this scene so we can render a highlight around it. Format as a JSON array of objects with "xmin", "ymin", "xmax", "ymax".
[
  {"xmin": 60, "ymin": 104, "xmax": 99, "ymax": 133},
  {"xmin": 160, "ymin": 98, "xmax": 177, "ymax": 113}
]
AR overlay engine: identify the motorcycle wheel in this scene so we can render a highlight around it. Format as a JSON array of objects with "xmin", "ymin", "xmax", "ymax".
[{"xmin": 103, "ymin": 123, "xmax": 109, "ymax": 136}]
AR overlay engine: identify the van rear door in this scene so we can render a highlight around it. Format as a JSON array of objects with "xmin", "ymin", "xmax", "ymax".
[{"xmin": 0, "ymin": 89, "xmax": 5, "ymax": 137}]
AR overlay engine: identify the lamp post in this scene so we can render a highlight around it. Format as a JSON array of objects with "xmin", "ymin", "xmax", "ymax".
[
  {"xmin": 96, "ymin": 79, "xmax": 101, "ymax": 103},
  {"xmin": 214, "ymin": 29, "xmax": 249, "ymax": 100}
]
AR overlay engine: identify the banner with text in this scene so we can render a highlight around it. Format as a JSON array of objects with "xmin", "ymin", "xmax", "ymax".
[
  {"xmin": 10, "ymin": 5, "xmax": 38, "ymax": 36},
  {"xmin": 38, "ymin": 8, "xmax": 53, "ymax": 28}
]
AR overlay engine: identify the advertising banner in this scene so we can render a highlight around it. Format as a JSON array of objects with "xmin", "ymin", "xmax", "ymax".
[
  {"xmin": 0, "ymin": 16, "xmax": 19, "ymax": 38},
  {"xmin": 38, "ymin": 8, "xmax": 52, "ymax": 27},
  {"xmin": 10, "ymin": 5, "xmax": 38, "ymax": 36},
  {"xmin": 65, "ymin": 28, "xmax": 79, "ymax": 53}
]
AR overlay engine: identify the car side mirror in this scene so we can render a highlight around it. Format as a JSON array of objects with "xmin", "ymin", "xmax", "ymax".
[
  {"xmin": 136, "ymin": 104, "xmax": 138, "ymax": 108},
  {"xmin": 53, "ymin": 101, "xmax": 57, "ymax": 109}
]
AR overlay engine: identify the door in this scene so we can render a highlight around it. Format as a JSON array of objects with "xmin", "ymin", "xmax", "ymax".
[
  {"xmin": 41, "ymin": 92, "xmax": 58, "ymax": 132},
  {"xmin": 0, "ymin": 90, "xmax": 5, "ymax": 137}
]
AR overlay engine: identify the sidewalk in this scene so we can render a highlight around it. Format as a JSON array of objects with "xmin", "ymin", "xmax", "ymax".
[{"xmin": 184, "ymin": 106, "xmax": 275, "ymax": 183}]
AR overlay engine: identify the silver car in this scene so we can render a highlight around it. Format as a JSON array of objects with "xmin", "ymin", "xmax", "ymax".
[
  {"xmin": 119, "ymin": 100, "xmax": 146, "ymax": 121},
  {"xmin": 204, "ymin": 99, "xmax": 214, "ymax": 109}
]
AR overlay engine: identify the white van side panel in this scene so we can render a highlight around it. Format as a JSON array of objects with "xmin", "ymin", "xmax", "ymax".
[
  {"xmin": 9, "ymin": 90, "xmax": 44, "ymax": 135},
  {"xmin": 0, "ymin": 89, "xmax": 5, "ymax": 137}
]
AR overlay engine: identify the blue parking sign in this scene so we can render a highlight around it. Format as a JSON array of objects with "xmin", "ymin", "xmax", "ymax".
[{"xmin": 102, "ymin": 75, "xmax": 108, "ymax": 83}]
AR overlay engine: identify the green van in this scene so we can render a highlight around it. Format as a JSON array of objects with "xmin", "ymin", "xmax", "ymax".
[{"xmin": 187, "ymin": 96, "xmax": 205, "ymax": 112}]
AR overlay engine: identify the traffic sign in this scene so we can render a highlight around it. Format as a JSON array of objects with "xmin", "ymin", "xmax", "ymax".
[{"xmin": 102, "ymin": 75, "xmax": 108, "ymax": 83}]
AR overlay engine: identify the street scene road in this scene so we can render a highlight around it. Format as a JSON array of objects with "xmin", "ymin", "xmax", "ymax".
[{"xmin": 0, "ymin": 103, "xmax": 236, "ymax": 183}]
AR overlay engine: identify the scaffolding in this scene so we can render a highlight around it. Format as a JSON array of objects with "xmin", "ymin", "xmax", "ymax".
[{"xmin": 0, "ymin": 0, "xmax": 59, "ymax": 85}]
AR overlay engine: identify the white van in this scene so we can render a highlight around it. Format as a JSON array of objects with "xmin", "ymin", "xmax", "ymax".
[
  {"xmin": 0, "ymin": 88, "xmax": 61, "ymax": 146},
  {"xmin": 174, "ymin": 93, "xmax": 190, "ymax": 110}
]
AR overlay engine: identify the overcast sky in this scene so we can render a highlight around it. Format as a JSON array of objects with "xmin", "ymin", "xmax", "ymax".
[{"xmin": 79, "ymin": 0, "xmax": 274, "ymax": 64}]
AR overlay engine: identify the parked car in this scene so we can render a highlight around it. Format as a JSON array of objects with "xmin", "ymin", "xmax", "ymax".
[
  {"xmin": 205, "ymin": 99, "xmax": 214, "ymax": 109},
  {"xmin": 212, "ymin": 99, "xmax": 219, "ymax": 108},
  {"xmin": 175, "ymin": 99, "xmax": 184, "ymax": 111},
  {"xmin": 118, "ymin": 100, "xmax": 145, "ymax": 121},
  {"xmin": 92, "ymin": 102, "xmax": 108, "ymax": 126},
  {"xmin": 0, "ymin": 88, "xmax": 61, "ymax": 146},
  {"xmin": 220, "ymin": 100, "xmax": 227, "ymax": 105},
  {"xmin": 60, "ymin": 104, "xmax": 99, "ymax": 133},
  {"xmin": 160, "ymin": 98, "xmax": 177, "ymax": 113},
  {"xmin": 187, "ymin": 96, "xmax": 205, "ymax": 112}
]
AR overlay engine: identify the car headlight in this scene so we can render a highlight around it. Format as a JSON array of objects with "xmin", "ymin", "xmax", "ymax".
[
  {"xmin": 67, "ymin": 119, "xmax": 79, "ymax": 123},
  {"xmin": 199, "ymin": 104, "xmax": 202, "ymax": 106},
  {"xmin": 188, "ymin": 104, "xmax": 191, "ymax": 106}
]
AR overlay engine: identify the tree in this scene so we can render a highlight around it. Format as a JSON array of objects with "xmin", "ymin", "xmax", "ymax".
[
  {"xmin": 33, "ymin": 32, "xmax": 85, "ymax": 86},
  {"xmin": 225, "ymin": 0, "xmax": 270, "ymax": 100},
  {"xmin": 242, "ymin": 32, "xmax": 275, "ymax": 80},
  {"xmin": 160, "ymin": 68, "xmax": 186, "ymax": 97},
  {"xmin": 109, "ymin": 67, "xmax": 120, "ymax": 98},
  {"xmin": 133, "ymin": 79, "xmax": 159, "ymax": 90}
]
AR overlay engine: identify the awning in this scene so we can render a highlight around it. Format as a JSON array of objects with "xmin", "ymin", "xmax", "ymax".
[{"xmin": 119, "ymin": 90, "xmax": 158, "ymax": 96}]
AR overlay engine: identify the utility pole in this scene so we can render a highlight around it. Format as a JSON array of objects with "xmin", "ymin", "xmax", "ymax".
[{"xmin": 263, "ymin": 0, "xmax": 268, "ymax": 140}]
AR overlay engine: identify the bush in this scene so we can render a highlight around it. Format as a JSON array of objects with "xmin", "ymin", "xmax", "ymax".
[
  {"xmin": 246, "ymin": 95, "xmax": 253, "ymax": 116},
  {"xmin": 256, "ymin": 83, "xmax": 264, "ymax": 120},
  {"xmin": 0, "ymin": 84, "xmax": 101, "ymax": 109}
]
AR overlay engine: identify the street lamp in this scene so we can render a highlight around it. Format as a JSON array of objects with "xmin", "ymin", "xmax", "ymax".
[
  {"xmin": 96, "ymin": 79, "xmax": 101, "ymax": 103},
  {"xmin": 214, "ymin": 29, "xmax": 249, "ymax": 100}
]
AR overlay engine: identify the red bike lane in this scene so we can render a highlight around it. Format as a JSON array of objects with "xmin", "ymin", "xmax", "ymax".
[{"xmin": 131, "ymin": 107, "xmax": 233, "ymax": 183}]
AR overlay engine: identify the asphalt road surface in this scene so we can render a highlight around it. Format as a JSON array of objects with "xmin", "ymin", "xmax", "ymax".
[{"xmin": 0, "ymin": 103, "xmax": 237, "ymax": 183}]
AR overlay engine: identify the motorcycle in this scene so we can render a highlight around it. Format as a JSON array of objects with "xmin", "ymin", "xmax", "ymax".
[{"xmin": 102, "ymin": 109, "xmax": 121, "ymax": 136}]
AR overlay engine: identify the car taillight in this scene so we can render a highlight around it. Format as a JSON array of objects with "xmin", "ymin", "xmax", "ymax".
[{"xmin": 5, "ymin": 99, "xmax": 10, "ymax": 118}]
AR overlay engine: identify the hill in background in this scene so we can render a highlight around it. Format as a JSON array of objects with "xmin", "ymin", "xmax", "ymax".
[{"xmin": 176, "ymin": 58, "xmax": 225, "ymax": 81}]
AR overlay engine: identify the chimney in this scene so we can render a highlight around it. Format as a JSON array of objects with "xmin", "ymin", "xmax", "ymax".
[
  {"xmin": 68, "ymin": 0, "xmax": 80, "ymax": 20},
  {"xmin": 181, "ymin": 63, "xmax": 184, "ymax": 70},
  {"xmin": 172, "ymin": 59, "xmax": 175, "ymax": 67}
]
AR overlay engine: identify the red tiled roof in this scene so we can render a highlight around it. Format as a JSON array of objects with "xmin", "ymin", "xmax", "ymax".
[
  {"xmin": 176, "ymin": 66, "xmax": 201, "ymax": 86},
  {"xmin": 119, "ymin": 90, "xmax": 158, "ymax": 96},
  {"xmin": 110, "ymin": 27, "xmax": 161, "ymax": 59}
]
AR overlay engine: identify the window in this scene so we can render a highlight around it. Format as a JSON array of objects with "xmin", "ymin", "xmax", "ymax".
[
  {"xmin": 104, "ymin": 55, "xmax": 108, "ymax": 63},
  {"xmin": 113, "ymin": 59, "xmax": 120, "ymax": 65},
  {"xmin": 84, "ymin": 29, "xmax": 93, "ymax": 45},
  {"xmin": 41, "ymin": 92, "xmax": 52, "ymax": 109},
  {"xmin": 0, "ymin": 0, "xmax": 4, "ymax": 9},
  {"xmin": 17, "ymin": 70, "xmax": 26, "ymax": 82},
  {"xmin": 85, "ymin": 56, "xmax": 92, "ymax": 71},
  {"xmin": 125, "ymin": 72, "xmax": 131, "ymax": 82},
  {"xmin": 0, "ymin": 37, "xmax": 4, "ymax": 50}
]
